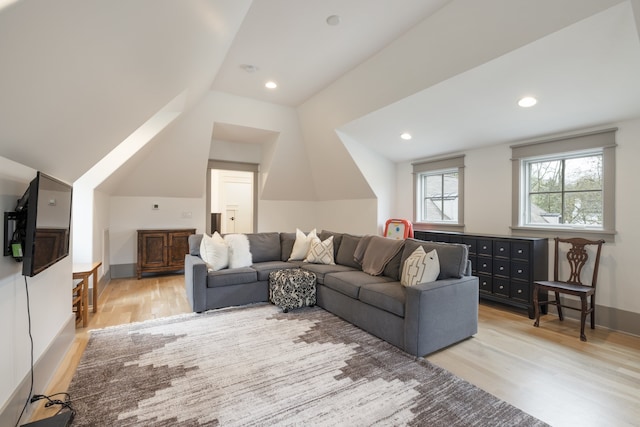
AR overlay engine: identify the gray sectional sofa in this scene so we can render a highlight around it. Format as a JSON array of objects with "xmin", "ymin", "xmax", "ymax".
[{"xmin": 184, "ymin": 230, "xmax": 479, "ymax": 357}]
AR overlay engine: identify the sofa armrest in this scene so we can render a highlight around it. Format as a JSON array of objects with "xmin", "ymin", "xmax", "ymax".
[
  {"xmin": 185, "ymin": 254, "xmax": 208, "ymax": 312},
  {"xmin": 403, "ymin": 275, "xmax": 479, "ymax": 356}
]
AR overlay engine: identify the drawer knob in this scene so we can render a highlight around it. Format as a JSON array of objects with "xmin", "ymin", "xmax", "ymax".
[
  {"xmin": 499, "ymin": 266, "xmax": 504, "ymax": 271},
  {"xmin": 483, "ymin": 245, "xmax": 488, "ymax": 250},
  {"xmin": 482, "ymin": 281, "xmax": 487, "ymax": 286},
  {"xmin": 518, "ymin": 249, "xmax": 523, "ymax": 254},
  {"xmin": 517, "ymin": 289, "xmax": 522, "ymax": 294},
  {"xmin": 518, "ymin": 269, "xmax": 523, "ymax": 274},
  {"xmin": 483, "ymin": 263, "xmax": 488, "ymax": 268},
  {"xmin": 499, "ymin": 285, "xmax": 504, "ymax": 290},
  {"xmin": 500, "ymin": 247, "xmax": 505, "ymax": 252}
]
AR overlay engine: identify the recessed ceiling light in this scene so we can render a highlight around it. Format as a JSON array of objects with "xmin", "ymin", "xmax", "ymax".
[
  {"xmin": 400, "ymin": 132, "xmax": 412, "ymax": 141},
  {"xmin": 265, "ymin": 81, "xmax": 277, "ymax": 89},
  {"xmin": 518, "ymin": 96, "xmax": 537, "ymax": 108},
  {"xmin": 326, "ymin": 15, "xmax": 340, "ymax": 26}
]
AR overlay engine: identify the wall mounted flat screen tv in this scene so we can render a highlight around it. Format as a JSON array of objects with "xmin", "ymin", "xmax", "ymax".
[{"xmin": 16, "ymin": 172, "xmax": 73, "ymax": 277}]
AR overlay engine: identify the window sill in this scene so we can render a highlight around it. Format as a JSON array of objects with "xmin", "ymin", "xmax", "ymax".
[{"xmin": 510, "ymin": 226, "xmax": 616, "ymax": 242}]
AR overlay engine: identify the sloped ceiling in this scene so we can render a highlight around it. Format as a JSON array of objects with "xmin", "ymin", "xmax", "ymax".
[
  {"xmin": 2, "ymin": 0, "xmax": 640, "ymax": 202},
  {"xmin": 0, "ymin": 0, "xmax": 251, "ymax": 185}
]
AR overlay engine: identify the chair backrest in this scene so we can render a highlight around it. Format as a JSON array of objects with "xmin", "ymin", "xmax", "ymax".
[{"xmin": 553, "ymin": 237, "xmax": 605, "ymax": 287}]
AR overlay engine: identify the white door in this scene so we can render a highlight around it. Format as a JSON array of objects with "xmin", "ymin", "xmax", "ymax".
[{"xmin": 221, "ymin": 174, "xmax": 253, "ymax": 234}]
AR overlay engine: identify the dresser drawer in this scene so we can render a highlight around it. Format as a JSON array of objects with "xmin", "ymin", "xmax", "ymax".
[
  {"xmin": 494, "ymin": 240, "xmax": 511, "ymax": 259},
  {"xmin": 478, "ymin": 274, "xmax": 492, "ymax": 293},
  {"xmin": 493, "ymin": 259, "xmax": 510, "ymax": 278},
  {"xmin": 511, "ymin": 281, "xmax": 530, "ymax": 302},
  {"xmin": 463, "ymin": 237, "xmax": 477, "ymax": 255},
  {"xmin": 477, "ymin": 257, "xmax": 492, "ymax": 275},
  {"xmin": 477, "ymin": 239, "xmax": 493, "ymax": 257},
  {"xmin": 511, "ymin": 261, "xmax": 529, "ymax": 281},
  {"xmin": 493, "ymin": 278, "xmax": 510, "ymax": 296},
  {"xmin": 511, "ymin": 242, "xmax": 531, "ymax": 261}
]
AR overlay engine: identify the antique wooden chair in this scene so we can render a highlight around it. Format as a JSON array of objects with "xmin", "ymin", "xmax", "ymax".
[{"xmin": 533, "ymin": 237, "xmax": 605, "ymax": 341}]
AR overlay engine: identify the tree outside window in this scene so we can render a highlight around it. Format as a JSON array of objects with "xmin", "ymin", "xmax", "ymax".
[{"xmin": 525, "ymin": 153, "xmax": 603, "ymax": 227}]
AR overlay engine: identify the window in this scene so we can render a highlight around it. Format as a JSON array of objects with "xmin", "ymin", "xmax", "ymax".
[
  {"xmin": 524, "ymin": 153, "xmax": 603, "ymax": 226},
  {"xmin": 511, "ymin": 128, "xmax": 616, "ymax": 240},
  {"xmin": 413, "ymin": 155, "xmax": 464, "ymax": 230}
]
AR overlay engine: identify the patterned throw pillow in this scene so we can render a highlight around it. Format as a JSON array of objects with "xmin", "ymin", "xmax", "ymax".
[
  {"xmin": 305, "ymin": 236, "xmax": 335, "ymax": 265},
  {"xmin": 199, "ymin": 232, "xmax": 228, "ymax": 271},
  {"xmin": 288, "ymin": 228, "xmax": 317, "ymax": 261},
  {"xmin": 401, "ymin": 246, "xmax": 440, "ymax": 287}
]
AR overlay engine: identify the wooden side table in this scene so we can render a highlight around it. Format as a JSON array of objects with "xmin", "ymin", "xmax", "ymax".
[{"xmin": 73, "ymin": 261, "xmax": 102, "ymax": 326}]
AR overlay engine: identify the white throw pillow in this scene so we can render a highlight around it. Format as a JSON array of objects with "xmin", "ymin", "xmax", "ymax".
[
  {"xmin": 305, "ymin": 236, "xmax": 335, "ymax": 265},
  {"xmin": 288, "ymin": 228, "xmax": 317, "ymax": 261},
  {"xmin": 199, "ymin": 232, "xmax": 228, "ymax": 271},
  {"xmin": 224, "ymin": 233, "xmax": 252, "ymax": 268},
  {"xmin": 401, "ymin": 246, "xmax": 440, "ymax": 287}
]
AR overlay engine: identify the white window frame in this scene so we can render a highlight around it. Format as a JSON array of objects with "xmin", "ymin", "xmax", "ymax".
[
  {"xmin": 413, "ymin": 155, "xmax": 465, "ymax": 232},
  {"xmin": 511, "ymin": 128, "xmax": 616, "ymax": 241}
]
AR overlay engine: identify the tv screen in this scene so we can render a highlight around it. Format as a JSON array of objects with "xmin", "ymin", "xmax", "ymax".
[{"xmin": 19, "ymin": 172, "xmax": 73, "ymax": 277}]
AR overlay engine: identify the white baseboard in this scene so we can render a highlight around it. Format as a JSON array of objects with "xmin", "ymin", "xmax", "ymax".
[{"xmin": 0, "ymin": 314, "xmax": 75, "ymax": 426}]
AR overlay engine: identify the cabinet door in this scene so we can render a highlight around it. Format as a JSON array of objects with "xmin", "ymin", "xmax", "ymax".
[
  {"xmin": 168, "ymin": 231, "xmax": 192, "ymax": 267},
  {"xmin": 140, "ymin": 232, "xmax": 167, "ymax": 268}
]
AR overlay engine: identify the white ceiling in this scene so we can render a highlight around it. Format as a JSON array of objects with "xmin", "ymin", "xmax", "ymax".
[
  {"xmin": 212, "ymin": 0, "xmax": 640, "ymax": 162},
  {"xmin": 211, "ymin": 0, "xmax": 451, "ymax": 107}
]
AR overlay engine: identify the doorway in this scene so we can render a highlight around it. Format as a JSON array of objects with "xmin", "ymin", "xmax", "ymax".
[{"xmin": 207, "ymin": 160, "xmax": 258, "ymax": 235}]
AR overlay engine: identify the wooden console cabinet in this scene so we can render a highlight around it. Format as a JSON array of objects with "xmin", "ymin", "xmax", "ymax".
[
  {"xmin": 414, "ymin": 230, "xmax": 548, "ymax": 318},
  {"xmin": 137, "ymin": 229, "xmax": 195, "ymax": 279}
]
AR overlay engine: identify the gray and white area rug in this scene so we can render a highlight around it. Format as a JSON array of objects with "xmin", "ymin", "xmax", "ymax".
[{"xmin": 67, "ymin": 304, "xmax": 547, "ymax": 426}]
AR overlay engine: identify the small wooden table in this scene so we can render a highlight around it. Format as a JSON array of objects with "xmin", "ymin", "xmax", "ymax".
[{"xmin": 73, "ymin": 262, "xmax": 102, "ymax": 326}]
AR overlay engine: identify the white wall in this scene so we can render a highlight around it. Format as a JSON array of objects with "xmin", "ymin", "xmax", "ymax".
[
  {"xmin": 109, "ymin": 196, "xmax": 205, "ymax": 266},
  {"xmin": 0, "ymin": 157, "xmax": 73, "ymax": 420},
  {"xmin": 395, "ymin": 117, "xmax": 640, "ymax": 316}
]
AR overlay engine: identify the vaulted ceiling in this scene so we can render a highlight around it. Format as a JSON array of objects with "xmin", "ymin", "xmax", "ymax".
[{"xmin": 1, "ymin": 0, "xmax": 639, "ymax": 200}]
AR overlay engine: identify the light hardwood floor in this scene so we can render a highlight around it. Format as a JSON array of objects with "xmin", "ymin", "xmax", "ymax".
[{"xmin": 32, "ymin": 276, "xmax": 640, "ymax": 426}]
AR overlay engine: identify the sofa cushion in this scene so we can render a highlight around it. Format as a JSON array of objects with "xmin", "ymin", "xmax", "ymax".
[
  {"xmin": 335, "ymin": 234, "xmax": 362, "ymax": 269},
  {"xmin": 252, "ymin": 261, "xmax": 298, "ymax": 281},
  {"xmin": 200, "ymin": 232, "xmax": 228, "ymax": 271},
  {"xmin": 359, "ymin": 282, "xmax": 406, "ymax": 317},
  {"xmin": 280, "ymin": 232, "xmax": 296, "ymax": 261},
  {"xmin": 382, "ymin": 249, "xmax": 403, "ymax": 281},
  {"xmin": 305, "ymin": 236, "xmax": 335, "ymax": 265},
  {"xmin": 289, "ymin": 228, "xmax": 317, "ymax": 260},
  {"xmin": 323, "ymin": 270, "xmax": 393, "ymax": 299},
  {"xmin": 207, "ymin": 267, "xmax": 257, "ymax": 288},
  {"xmin": 246, "ymin": 232, "xmax": 281, "ymax": 263},
  {"xmin": 401, "ymin": 247, "xmax": 440, "ymax": 287},
  {"xmin": 301, "ymin": 263, "xmax": 356, "ymax": 285},
  {"xmin": 400, "ymin": 239, "xmax": 469, "ymax": 280},
  {"xmin": 189, "ymin": 234, "xmax": 203, "ymax": 256},
  {"xmin": 318, "ymin": 230, "xmax": 343, "ymax": 258},
  {"xmin": 224, "ymin": 234, "xmax": 253, "ymax": 268}
]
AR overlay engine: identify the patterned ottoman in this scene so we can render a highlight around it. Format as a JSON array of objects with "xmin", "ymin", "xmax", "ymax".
[{"xmin": 269, "ymin": 268, "xmax": 317, "ymax": 312}]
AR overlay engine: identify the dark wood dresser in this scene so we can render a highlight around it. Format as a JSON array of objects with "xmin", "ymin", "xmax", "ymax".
[
  {"xmin": 414, "ymin": 230, "xmax": 548, "ymax": 318},
  {"xmin": 137, "ymin": 228, "xmax": 195, "ymax": 279}
]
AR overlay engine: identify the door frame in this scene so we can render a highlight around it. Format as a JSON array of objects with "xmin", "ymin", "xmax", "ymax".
[{"xmin": 206, "ymin": 160, "xmax": 259, "ymax": 235}]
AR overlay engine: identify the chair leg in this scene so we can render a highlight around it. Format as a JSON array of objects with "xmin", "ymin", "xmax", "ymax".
[
  {"xmin": 580, "ymin": 296, "xmax": 588, "ymax": 342},
  {"xmin": 533, "ymin": 285, "xmax": 541, "ymax": 327},
  {"xmin": 590, "ymin": 295, "xmax": 596, "ymax": 329},
  {"xmin": 555, "ymin": 292, "xmax": 563, "ymax": 320}
]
